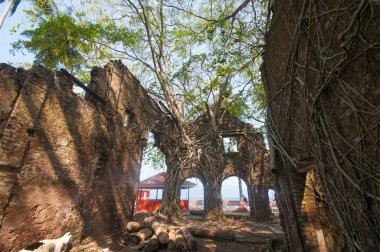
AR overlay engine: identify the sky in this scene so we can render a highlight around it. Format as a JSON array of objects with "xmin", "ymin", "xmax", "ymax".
[
  {"xmin": 1, "ymin": 2, "xmax": 275, "ymax": 201},
  {"xmin": 0, "ymin": 2, "xmax": 35, "ymax": 65}
]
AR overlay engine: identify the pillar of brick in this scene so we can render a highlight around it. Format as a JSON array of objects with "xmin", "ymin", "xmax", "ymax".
[{"xmin": 253, "ymin": 188, "xmax": 271, "ymax": 221}]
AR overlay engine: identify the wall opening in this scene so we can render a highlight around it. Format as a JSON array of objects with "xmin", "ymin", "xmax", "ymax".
[
  {"xmin": 180, "ymin": 177, "xmax": 204, "ymax": 212},
  {"xmin": 221, "ymin": 176, "xmax": 249, "ymax": 214},
  {"xmin": 268, "ymin": 189, "xmax": 278, "ymax": 216},
  {"xmin": 124, "ymin": 110, "xmax": 135, "ymax": 127},
  {"xmin": 136, "ymin": 133, "xmax": 166, "ymax": 212},
  {"xmin": 223, "ymin": 136, "xmax": 238, "ymax": 153}
]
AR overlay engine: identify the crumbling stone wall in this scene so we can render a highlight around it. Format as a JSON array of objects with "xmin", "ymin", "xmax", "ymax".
[
  {"xmin": 263, "ymin": 0, "xmax": 380, "ymax": 251},
  {"xmin": 181, "ymin": 111, "xmax": 273, "ymax": 221},
  {"xmin": 0, "ymin": 62, "xmax": 160, "ymax": 250}
]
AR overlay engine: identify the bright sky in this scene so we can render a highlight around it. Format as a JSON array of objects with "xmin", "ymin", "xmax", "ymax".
[{"xmin": 0, "ymin": 2, "xmax": 35, "ymax": 65}]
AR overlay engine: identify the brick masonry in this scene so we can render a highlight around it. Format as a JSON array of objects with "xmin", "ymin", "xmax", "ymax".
[
  {"xmin": 181, "ymin": 112, "xmax": 273, "ymax": 221},
  {"xmin": 263, "ymin": 0, "xmax": 380, "ymax": 251},
  {"xmin": 0, "ymin": 62, "xmax": 158, "ymax": 251}
]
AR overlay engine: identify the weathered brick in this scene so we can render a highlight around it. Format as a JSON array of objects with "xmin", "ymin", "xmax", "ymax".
[{"xmin": 0, "ymin": 63, "xmax": 157, "ymax": 251}]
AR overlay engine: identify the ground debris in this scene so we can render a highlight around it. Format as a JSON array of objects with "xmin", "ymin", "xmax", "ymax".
[{"xmin": 116, "ymin": 212, "xmax": 285, "ymax": 252}]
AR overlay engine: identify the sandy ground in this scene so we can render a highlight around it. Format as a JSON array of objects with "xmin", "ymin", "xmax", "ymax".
[
  {"xmin": 75, "ymin": 212, "xmax": 284, "ymax": 252},
  {"xmin": 181, "ymin": 215, "xmax": 284, "ymax": 252}
]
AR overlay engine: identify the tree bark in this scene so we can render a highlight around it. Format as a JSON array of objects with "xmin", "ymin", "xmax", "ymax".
[
  {"xmin": 180, "ymin": 227, "xmax": 198, "ymax": 251},
  {"xmin": 168, "ymin": 229, "xmax": 176, "ymax": 250},
  {"xmin": 123, "ymin": 228, "xmax": 153, "ymax": 245},
  {"xmin": 151, "ymin": 221, "xmax": 169, "ymax": 245},
  {"xmin": 145, "ymin": 235, "xmax": 159, "ymax": 252},
  {"xmin": 137, "ymin": 228, "xmax": 153, "ymax": 241},
  {"xmin": 204, "ymin": 179, "xmax": 223, "ymax": 220},
  {"xmin": 126, "ymin": 221, "xmax": 142, "ymax": 232},
  {"xmin": 175, "ymin": 229, "xmax": 187, "ymax": 252},
  {"xmin": 159, "ymin": 159, "xmax": 182, "ymax": 220},
  {"xmin": 247, "ymin": 184, "xmax": 255, "ymax": 219},
  {"xmin": 0, "ymin": 0, "xmax": 15, "ymax": 30},
  {"xmin": 252, "ymin": 187, "xmax": 271, "ymax": 221},
  {"xmin": 238, "ymin": 178, "xmax": 243, "ymax": 204}
]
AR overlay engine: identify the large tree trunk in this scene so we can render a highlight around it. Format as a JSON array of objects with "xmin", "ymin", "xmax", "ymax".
[
  {"xmin": 156, "ymin": 119, "xmax": 225, "ymax": 221},
  {"xmin": 160, "ymin": 159, "xmax": 182, "ymax": 220},
  {"xmin": 252, "ymin": 187, "xmax": 271, "ymax": 221},
  {"xmin": 0, "ymin": 0, "xmax": 14, "ymax": 30},
  {"xmin": 247, "ymin": 184, "xmax": 255, "ymax": 219},
  {"xmin": 204, "ymin": 179, "xmax": 223, "ymax": 220}
]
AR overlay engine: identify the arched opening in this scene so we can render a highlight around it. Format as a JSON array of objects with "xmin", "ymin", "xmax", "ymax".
[
  {"xmin": 180, "ymin": 177, "xmax": 204, "ymax": 213},
  {"xmin": 268, "ymin": 189, "xmax": 279, "ymax": 218},
  {"xmin": 221, "ymin": 176, "xmax": 249, "ymax": 214},
  {"xmin": 136, "ymin": 133, "xmax": 166, "ymax": 212}
]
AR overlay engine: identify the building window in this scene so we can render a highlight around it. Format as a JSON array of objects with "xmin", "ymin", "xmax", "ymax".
[{"xmin": 223, "ymin": 136, "xmax": 238, "ymax": 153}]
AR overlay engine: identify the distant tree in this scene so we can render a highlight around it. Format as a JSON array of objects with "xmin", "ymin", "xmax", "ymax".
[
  {"xmin": 0, "ymin": 0, "xmax": 20, "ymax": 29},
  {"xmin": 0, "ymin": 0, "xmax": 53, "ymax": 30}
]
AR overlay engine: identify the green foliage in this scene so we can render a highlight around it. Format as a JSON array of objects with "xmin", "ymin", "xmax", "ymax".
[
  {"xmin": 12, "ymin": 11, "xmax": 139, "ymax": 75},
  {"xmin": 143, "ymin": 134, "xmax": 166, "ymax": 170},
  {"xmin": 165, "ymin": 0, "xmax": 270, "ymax": 121},
  {"xmin": 14, "ymin": 14, "xmax": 88, "ymax": 70},
  {"xmin": 223, "ymin": 136, "xmax": 238, "ymax": 153},
  {"xmin": 11, "ymin": 0, "xmax": 272, "ymax": 161},
  {"xmin": 13, "ymin": 1, "xmax": 271, "ymax": 115},
  {"xmin": 9, "ymin": 0, "xmax": 21, "ymax": 15},
  {"xmin": 11, "ymin": 7, "xmax": 94, "ymax": 82},
  {"xmin": 6, "ymin": 61, "xmax": 32, "ymax": 69},
  {"xmin": 251, "ymin": 81, "xmax": 267, "ymax": 118}
]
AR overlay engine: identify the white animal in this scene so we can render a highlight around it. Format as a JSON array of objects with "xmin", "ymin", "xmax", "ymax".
[{"xmin": 19, "ymin": 232, "xmax": 72, "ymax": 252}]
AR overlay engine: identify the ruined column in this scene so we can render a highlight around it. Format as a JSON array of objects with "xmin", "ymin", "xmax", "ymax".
[
  {"xmin": 160, "ymin": 158, "xmax": 182, "ymax": 220},
  {"xmin": 252, "ymin": 186, "xmax": 271, "ymax": 221},
  {"xmin": 204, "ymin": 178, "xmax": 223, "ymax": 220}
]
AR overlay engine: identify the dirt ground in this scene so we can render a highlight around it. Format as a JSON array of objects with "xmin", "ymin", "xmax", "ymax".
[
  {"xmin": 180, "ymin": 214, "xmax": 284, "ymax": 252},
  {"xmin": 75, "ymin": 212, "xmax": 284, "ymax": 252}
]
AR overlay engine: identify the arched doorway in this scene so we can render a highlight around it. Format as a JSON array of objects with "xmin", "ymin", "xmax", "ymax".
[
  {"xmin": 181, "ymin": 177, "xmax": 204, "ymax": 212},
  {"xmin": 221, "ymin": 176, "xmax": 249, "ymax": 214},
  {"xmin": 136, "ymin": 133, "xmax": 166, "ymax": 212},
  {"xmin": 268, "ymin": 189, "xmax": 278, "ymax": 217}
]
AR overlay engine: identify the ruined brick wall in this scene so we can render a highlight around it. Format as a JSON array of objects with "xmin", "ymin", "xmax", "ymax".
[
  {"xmin": 181, "ymin": 111, "xmax": 273, "ymax": 221},
  {"xmin": 0, "ymin": 62, "xmax": 161, "ymax": 250},
  {"xmin": 223, "ymin": 131, "xmax": 272, "ymax": 221},
  {"xmin": 263, "ymin": 0, "xmax": 380, "ymax": 251}
]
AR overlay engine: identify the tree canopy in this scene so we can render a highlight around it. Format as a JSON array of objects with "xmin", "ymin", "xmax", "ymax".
[
  {"xmin": 12, "ymin": 0, "xmax": 271, "ymax": 124},
  {"xmin": 0, "ymin": 0, "xmax": 54, "ymax": 29},
  {"xmin": 8, "ymin": 0, "xmax": 273, "ymax": 220}
]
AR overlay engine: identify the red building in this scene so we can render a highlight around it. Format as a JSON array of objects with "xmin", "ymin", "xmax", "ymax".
[
  {"xmin": 137, "ymin": 189, "xmax": 151, "ymax": 200},
  {"xmin": 136, "ymin": 172, "xmax": 196, "ymax": 212}
]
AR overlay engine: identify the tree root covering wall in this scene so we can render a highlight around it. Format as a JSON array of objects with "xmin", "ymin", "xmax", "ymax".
[
  {"xmin": 0, "ymin": 61, "xmax": 160, "ymax": 250},
  {"xmin": 263, "ymin": 0, "xmax": 380, "ymax": 251},
  {"xmin": 155, "ymin": 110, "xmax": 273, "ymax": 221}
]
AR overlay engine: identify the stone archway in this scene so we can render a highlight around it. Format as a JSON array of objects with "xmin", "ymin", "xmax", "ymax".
[
  {"xmin": 180, "ymin": 176, "xmax": 205, "ymax": 211},
  {"xmin": 222, "ymin": 167, "xmax": 272, "ymax": 221},
  {"xmin": 221, "ymin": 176, "xmax": 249, "ymax": 214},
  {"xmin": 155, "ymin": 114, "xmax": 274, "ymax": 221}
]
